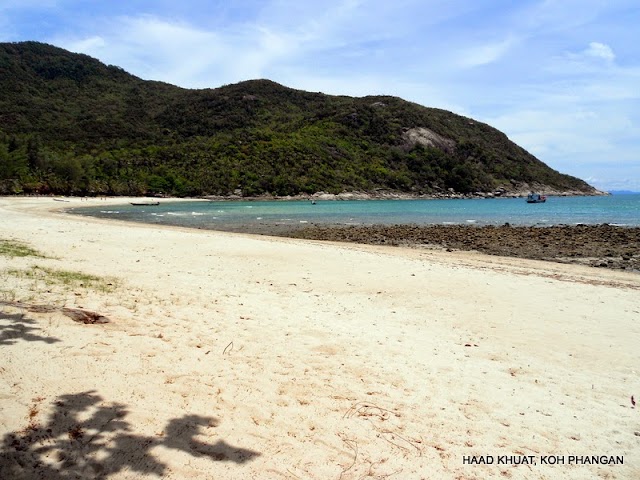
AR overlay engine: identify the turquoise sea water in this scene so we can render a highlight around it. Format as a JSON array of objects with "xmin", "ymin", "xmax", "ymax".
[{"xmin": 71, "ymin": 194, "xmax": 640, "ymax": 230}]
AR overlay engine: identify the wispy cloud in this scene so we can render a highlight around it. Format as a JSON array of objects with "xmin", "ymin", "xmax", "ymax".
[
  {"xmin": 56, "ymin": 15, "xmax": 296, "ymax": 87},
  {"xmin": 456, "ymin": 37, "xmax": 517, "ymax": 68}
]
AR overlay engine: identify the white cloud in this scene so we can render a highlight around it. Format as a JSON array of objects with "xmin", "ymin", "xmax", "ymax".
[
  {"xmin": 67, "ymin": 36, "xmax": 106, "ymax": 52},
  {"xmin": 56, "ymin": 16, "xmax": 293, "ymax": 87},
  {"xmin": 553, "ymin": 41, "xmax": 619, "ymax": 74},
  {"xmin": 484, "ymin": 103, "xmax": 639, "ymax": 188},
  {"xmin": 585, "ymin": 42, "xmax": 615, "ymax": 62},
  {"xmin": 456, "ymin": 37, "xmax": 516, "ymax": 68},
  {"xmin": 587, "ymin": 175, "xmax": 640, "ymax": 192},
  {"xmin": 56, "ymin": 1, "xmax": 416, "ymax": 89}
]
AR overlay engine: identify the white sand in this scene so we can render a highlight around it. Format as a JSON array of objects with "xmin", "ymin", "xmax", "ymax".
[{"xmin": 1, "ymin": 196, "xmax": 638, "ymax": 479}]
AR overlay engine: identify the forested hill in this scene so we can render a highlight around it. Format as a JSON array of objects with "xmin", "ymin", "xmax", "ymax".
[{"xmin": 0, "ymin": 41, "xmax": 598, "ymax": 197}]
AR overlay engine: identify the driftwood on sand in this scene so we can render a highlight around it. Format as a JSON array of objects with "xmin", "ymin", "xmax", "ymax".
[{"xmin": 0, "ymin": 301, "xmax": 110, "ymax": 324}]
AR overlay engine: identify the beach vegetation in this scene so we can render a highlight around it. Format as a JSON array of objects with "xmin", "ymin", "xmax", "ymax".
[
  {"xmin": 0, "ymin": 238, "xmax": 48, "ymax": 258},
  {"xmin": 4, "ymin": 266, "xmax": 118, "ymax": 293}
]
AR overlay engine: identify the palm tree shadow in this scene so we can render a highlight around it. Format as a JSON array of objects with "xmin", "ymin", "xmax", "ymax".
[
  {"xmin": 0, "ymin": 310, "xmax": 61, "ymax": 345},
  {"xmin": 163, "ymin": 415, "xmax": 258, "ymax": 464},
  {"xmin": 0, "ymin": 391, "xmax": 260, "ymax": 479}
]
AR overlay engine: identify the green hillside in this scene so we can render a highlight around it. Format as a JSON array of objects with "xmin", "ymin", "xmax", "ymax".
[{"xmin": 0, "ymin": 41, "xmax": 597, "ymax": 197}]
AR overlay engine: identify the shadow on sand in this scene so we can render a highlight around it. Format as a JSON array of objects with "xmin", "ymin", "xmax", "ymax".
[
  {"xmin": 0, "ymin": 310, "xmax": 61, "ymax": 345},
  {"xmin": 0, "ymin": 391, "xmax": 260, "ymax": 479}
]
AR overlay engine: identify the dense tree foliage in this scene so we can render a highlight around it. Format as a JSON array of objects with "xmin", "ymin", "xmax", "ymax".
[{"xmin": 0, "ymin": 41, "xmax": 596, "ymax": 196}]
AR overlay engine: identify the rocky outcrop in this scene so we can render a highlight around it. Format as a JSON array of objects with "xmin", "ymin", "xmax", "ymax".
[
  {"xmin": 401, "ymin": 127, "xmax": 456, "ymax": 154},
  {"xmin": 290, "ymin": 224, "xmax": 640, "ymax": 272}
]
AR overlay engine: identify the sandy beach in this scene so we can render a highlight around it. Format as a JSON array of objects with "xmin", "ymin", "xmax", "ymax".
[{"xmin": 1, "ymin": 196, "xmax": 639, "ymax": 479}]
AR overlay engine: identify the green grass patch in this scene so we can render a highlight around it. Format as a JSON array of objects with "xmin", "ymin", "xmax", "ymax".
[
  {"xmin": 4, "ymin": 266, "xmax": 118, "ymax": 292},
  {"xmin": 0, "ymin": 238, "xmax": 48, "ymax": 258}
]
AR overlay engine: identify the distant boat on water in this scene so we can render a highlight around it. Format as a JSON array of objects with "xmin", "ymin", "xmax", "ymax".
[
  {"xmin": 130, "ymin": 201, "xmax": 160, "ymax": 206},
  {"xmin": 526, "ymin": 193, "xmax": 547, "ymax": 203}
]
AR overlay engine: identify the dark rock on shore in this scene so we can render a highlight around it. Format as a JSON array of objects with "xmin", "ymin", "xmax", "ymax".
[{"xmin": 287, "ymin": 224, "xmax": 640, "ymax": 272}]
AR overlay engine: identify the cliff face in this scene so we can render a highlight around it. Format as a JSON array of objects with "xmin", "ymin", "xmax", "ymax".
[{"xmin": 0, "ymin": 41, "xmax": 599, "ymax": 197}]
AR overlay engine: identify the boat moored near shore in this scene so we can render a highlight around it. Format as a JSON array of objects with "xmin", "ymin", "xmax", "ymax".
[{"xmin": 526, "ymin": 193, "xmax": 547, "ymax": 203}]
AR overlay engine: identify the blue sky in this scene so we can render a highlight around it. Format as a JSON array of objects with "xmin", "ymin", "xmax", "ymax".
[{"xmin": 2, "ymin": 0, "xmax": 639, "ymax": 191}]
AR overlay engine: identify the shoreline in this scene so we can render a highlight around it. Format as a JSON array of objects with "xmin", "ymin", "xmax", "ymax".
[
  {"xmin": 53, "ymin": 195, "xmax": 639, "ymax": 272},
  {"xmin": 1, "ymin": 196, "xmax": 639, "ymax": 479},
  {"xmin": 7, "ymin": 195, "xmax": 639, "ymax": 288}
]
